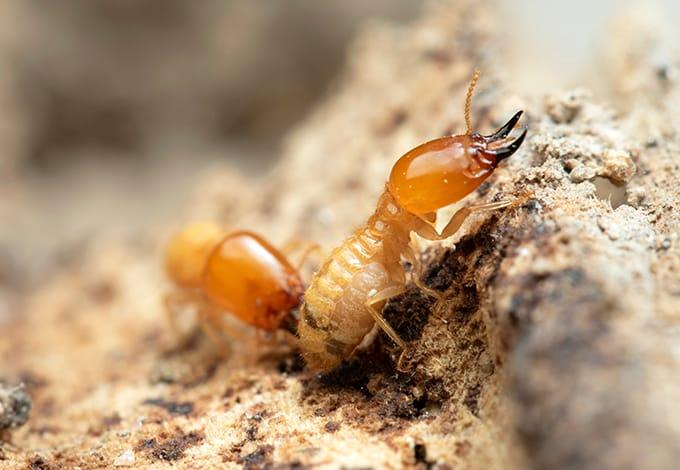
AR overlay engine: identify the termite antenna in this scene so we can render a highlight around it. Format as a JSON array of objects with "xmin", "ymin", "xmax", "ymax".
[{"xmin": 464, "ymin": 69, "xmax": 480, "ymax": 135}]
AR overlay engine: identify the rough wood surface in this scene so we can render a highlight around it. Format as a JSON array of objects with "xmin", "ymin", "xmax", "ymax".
[{"xmin": 1, "ymin": 1, "xmax": 679, "ymax": 469}]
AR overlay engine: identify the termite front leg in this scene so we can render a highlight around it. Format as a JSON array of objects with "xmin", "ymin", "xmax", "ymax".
[
  {"xmin": 365, "ymin": 285, "xmax": 407, "ymax": 350},
  {"xmin": 411, "ymin": 213, "xmax": 439, "ymax": 241},
  {"xmin": 440, "ymin": 192, "xmax": 533, "ymax": 239},
  {"xmin": 406, "ymin": 201, "xmax": 516, "ymax": 326},
  {"xmin": 402, "ymin": 243, "xmax": 443, "ymax": 302},
  {"xmin": 439, "ymin": 199, "xmax": 515, "ymax": 239}
]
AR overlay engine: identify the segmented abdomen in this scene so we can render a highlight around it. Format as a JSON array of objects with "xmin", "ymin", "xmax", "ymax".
[
  {"xmin": 304, "ymin": 228, "xmax": 377, "ymax": 309},
  {"xmin": 299, "ymin": 227, "xmax": 387, "ymax": 371}
]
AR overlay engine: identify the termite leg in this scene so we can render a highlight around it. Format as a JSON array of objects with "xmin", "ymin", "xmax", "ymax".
[
  {"xmin": 365, "ymin": 285, "xmax": 407, "ymax": 350},
  {"xmin": 440, "ymin": 191, "xmax": 533, "ymax": 239},
  {"xmin": 402, "ymin": 249, "xmax": 450, "ymax": 327},
  {"xmin": 408, "ymin": 214, "xmax": 444, "ymax": 298},
  {"xmin": 407, "ymin": 199, "xmax": 515, "ymax": 322},
  {"xmin": 293, "ymin": 243, "xmax": 322, "ymax": 271},
  {"xmin": 403, "ymin": 244, "xmax": 443, "ymax": 302},
  {"xmin": 438, "ymin": 199, "xmax": 514, "ymax": 239},
  {"xmin": 196, "ymin": 310, "xmax": 231, "ymax": 358},
  {"xmin": 281, "ymin": 238, "xmax": 304, "ymax": 253},
  {"xmin": 396, "ymin": 349, "xmax": 412, "ymax": 373},
  {"xmin": 164, "ymin": 290, "xmax": 197, "ymax": 342},
  {"xmin": 282, "ymin": 239, "xmax": 323, "ymax": 271},
  {"xmin": 164, "ymin": 290, "xmax": 230, "ymax": 357},
  {"xmin": 425, "ymin": 199, "xmax": 515, "ymax": 314},
  {"xmin": 164, "ymin": 293, "xmax": 182, "ymax": 338}
]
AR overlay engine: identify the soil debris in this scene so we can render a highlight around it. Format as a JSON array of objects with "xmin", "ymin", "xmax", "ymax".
[
  {"xmin": 0, "ymin": 383, "xmax": 31, "ymax": 432},
  {"xmin": 142, "ymin": 397, "xmax": 194, "ymax": 416},
  {"xmin": 135, "ymin": 429, "xmax": 204, "ymax": 462}
]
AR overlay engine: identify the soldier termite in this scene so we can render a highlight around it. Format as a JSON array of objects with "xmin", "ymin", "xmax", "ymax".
[{"xmin": 298, "ymin": 71, "xmax": 527, "ymax": 371}]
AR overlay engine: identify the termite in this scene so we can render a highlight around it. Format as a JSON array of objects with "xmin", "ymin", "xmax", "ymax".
[
  {"xmin": 298, "ymin": 71, "xmax": 527, "ymax": 371},
  {"xmin": 164, "ymin": 222, "xmax": 311, "ymax": 347}
]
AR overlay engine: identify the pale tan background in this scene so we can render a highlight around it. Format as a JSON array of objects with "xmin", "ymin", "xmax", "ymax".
[{"xmin": 0, "ymin": 0, "xmax": 678, "ymax": 290}]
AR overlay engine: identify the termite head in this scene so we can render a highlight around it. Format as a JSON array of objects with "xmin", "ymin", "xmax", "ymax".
[
  {"xmin": 165, "ymin": 221, "xmax": 225, "ymax": 288},
  {"xmin": 388, "ymin": 112, "xmax": 526, "ymax": 214},
  {"xmin": 388, "ymin": 70, "xmax": 526, "ymax": 215}
]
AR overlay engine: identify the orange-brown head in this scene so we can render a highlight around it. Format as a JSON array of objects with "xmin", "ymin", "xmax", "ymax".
[
  {"xmin": 388, "ymin": 70, "xmax": 526, "ymax": 215},
  {"xmin": 165, "ymin": 221, "xmax": 225, "ymax": 288},
  {"xmin": 202, "ymin": 231, "xmax": 303, "ymax": 332},
  {"xmin": 388, "ymin": 112, "xmax": 526, "ymax": 214}
]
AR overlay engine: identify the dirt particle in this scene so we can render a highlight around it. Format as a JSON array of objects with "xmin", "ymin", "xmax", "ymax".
[
  {"xmin": 245, "ymin": 425, "xmax": 258, "ymax": 441},
  {"xmin": 277, "ymin": 353, "xmax": 306, "ymax": 374},
  {"xmin": 545, "ymin": 89, "xmax": 587, "ymax": 123},
  {"xmin": 135, "ymin": 429, "xmax": 204, "ymax": 462},
  {"xmin": 86, "ymin": 280, "xmax": 118, "ymax": 304},
  {"xmin": 88, "ymin": 412, "xmax": 122, "ymax": 436},
  {"xmin": 455, "ymin": 440, "xmax": 471, "ymax": 457},
  {"xmin": 113, "ymin": 449, "xmax": 135, "ymax": 467},
  {"xmin": 27, "ymin": 455, "xmax": 53, "ymax": 470},
  {"xmin": 463, "ymin": 384, "xmax": 482, "ymax": 415},
  {"xmin": 658, "ymin": 236, "xmax": 672, "ymax": 251},
  {"xmin": 16, "ymin": 372, "xmax": 48, "ymax": 391},
  {"xmin": 238, "ymin": 444, "xmax": 273, "ymax": 469},
  {"xmin": 0, "ymin": 383, "xmax": 31, "ymax": 431},
  {"xmin": 142, "ymin": 397, "xmax": 193, "ymax": 416},
  {"xmin": 378, "ymin": 108, "xmax": 408, "ymax": 135},
  {"xmin": 301, "ymin": 338, "xmax": 448, "ymax": 432},
  {"xmin": 602, "ymin": 149, "xmax": 636, "ymax": 184},
  {"xmin": 316, "ymin": 358, "xmax": 377, "ymax": 396},
  {"xmin": 135, "ymin": 438, "xmax": 156, "ymax": 451},
  {"xmin": 242, "ymin": 409, "xmax": 271, "ymax": 442},
  {"xmin": 414, "ymin": 442, "xmax": 436, "ymax": 468},
  {"xmin": 223, "ymin": 378, "xmax": 257, "ymax": 400},
  {"xmin": 324, "ymin": 421, "xmax": 340, "ymax": 433},
  {"xmin": 101, "ymin": 413, "xmax": 122, "ymax": 427},
  {"xmin": 278, "ymin": 461, "xmax": 308, "ymax": 469},
  {"xmin": 423, "ymin": 48, "xmax": 452, "ymax": 65},
  {"xmin": 476, "ymin": 180, "xmax": 493, "ymax": 197}
]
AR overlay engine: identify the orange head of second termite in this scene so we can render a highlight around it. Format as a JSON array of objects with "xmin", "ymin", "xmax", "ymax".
[
  {"xmin": 164, "ymin": 221, "xmax": 225, "ymax": 288},
  {"xmin": 388, "ymin": 71, "xmax": 527, "ymax": 215}
]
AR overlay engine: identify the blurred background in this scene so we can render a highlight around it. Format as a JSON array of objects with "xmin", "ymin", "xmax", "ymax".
[
  {"xmin": 0, "ymin": 0, "xmax": 678, "ymax": 297},
  {"xmin": 0, "ymin": 1, "xmax": 421, "ymax": 289}
]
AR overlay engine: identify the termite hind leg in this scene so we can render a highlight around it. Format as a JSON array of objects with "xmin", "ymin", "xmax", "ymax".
[
  {"xmin": 196, "ymin": 310, "xmax": 231, "ymax": 358},
  {"xmin": 365, "ymin": 285, "xmax": 407, "ymax": 350}
]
